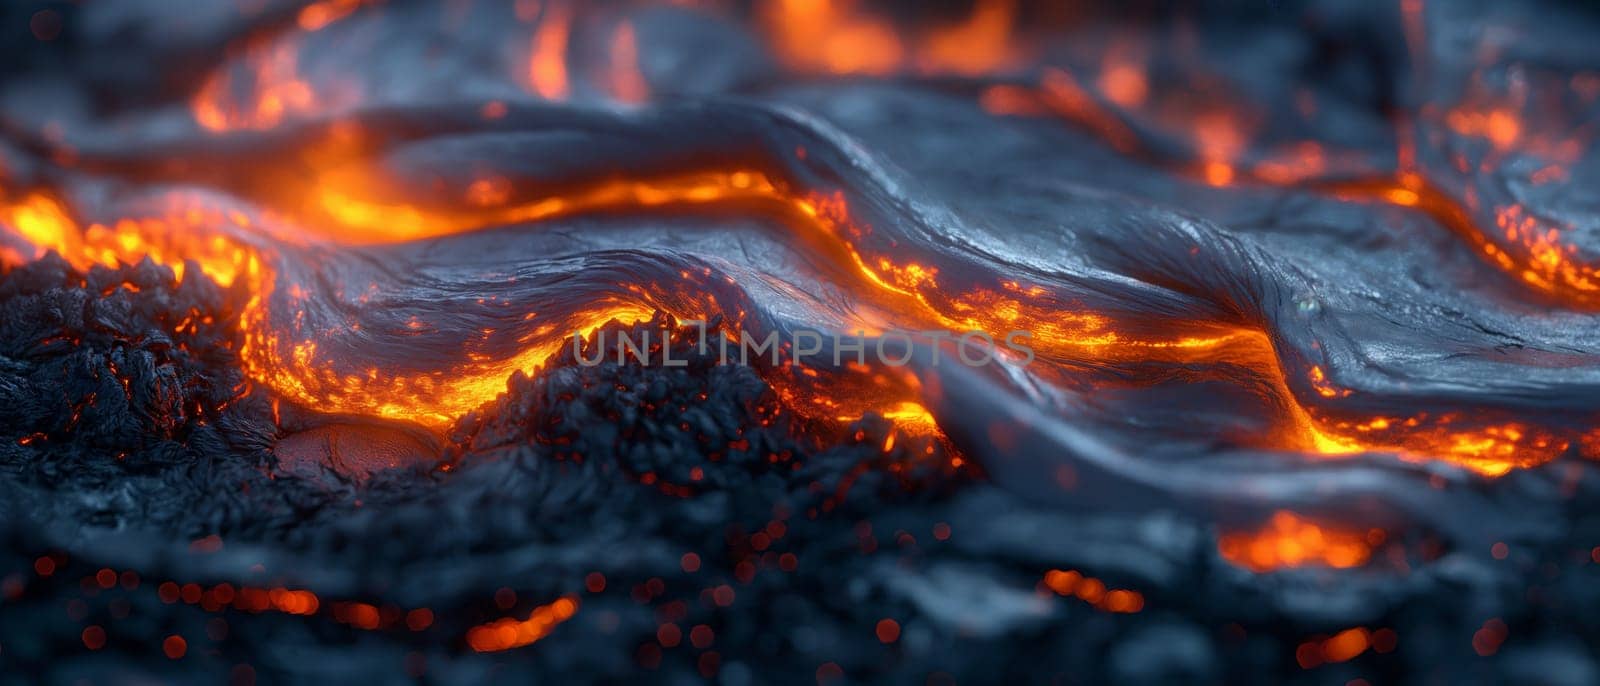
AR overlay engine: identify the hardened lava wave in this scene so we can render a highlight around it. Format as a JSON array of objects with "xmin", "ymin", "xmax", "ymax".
[{"xmin": 4, "ymin": 0, "xmax": 1600, "ymax": 683}]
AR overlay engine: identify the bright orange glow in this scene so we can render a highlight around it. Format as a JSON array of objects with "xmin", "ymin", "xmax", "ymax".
[
  {"xmin": 917, "ymin": 0, "xmax": 1017, "ymax": 75},
  {"xmin": 1217, "ymin": 511, "xmax": 1375, "ymax": 572},
  {"xmin": 879, "ymin": 401, "xmax": 939, "ymax": 435},
  {"xmin": 1195, "ymin": 113, "xmax": 1245, "ymax": 186},
  {"xmin": 1043, "ymin": 569, "xmax": 1144, "ymax": 613},
  {"xmin": 762, "ymin": 0, "xmax": 902, "ymax": 76},
  {"xmin": 1099, "ymin": 61, "xmax": 1148, "ymax": 108},
  {"xmin": 1447, "ymin": 108, "xmax": 1522, "ymax": 151},
  {"xmin": 609, "ymin": 20, "xmax": 650, "ymax": 104},
  {"xmin": 0, "ymin": 191, "xmax": 264, "ymax": 289},
  {"xmin": 6, "ymin": 9, "xmax": 1590, "ymax": 471},
  {"xmin": 191, "ymin": 32, "xmax": 363, "ymax": 133},
  {"xmin": 297, "ymin": 0, "xmax": 367, "ymax": 31},
  {"xmin": 467, "ymin": 596, "xmax": 579, "ymax": 652},
  {"xmin": 2, "ymin": 163, "xmax": 1579, "ymax": 473},
  {"xmin": 838, "ymin": 400, "xmax": 940, "ymax": 438},
  {"xmin": 529, "ymin": 2, "xmax": 572, "ymax": 99},
  {"xmin": 1297, "ymin": 626, "xmax": 1383, "ymax": 668},
  {"xmin": 762, "ymin": 0, "xmax": 1018, "ymax": 76},
  {"xmin": 1323, "ymin": 178, "xmax": 1600, "ymax": 308}
]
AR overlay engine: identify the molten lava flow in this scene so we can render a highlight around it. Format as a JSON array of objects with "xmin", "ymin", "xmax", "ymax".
[
  {"xmin": 1315, "ymin": 175, "xmax": 1600, "ymax": 308},
  {"xmin": 0, "ymin": 190, "xmax": 265, "ymax": 289},
  {"xmin": 1217, "ymin": 511, "xmax": 1377, "ymax": 572},
  {"xmin": 4, "ymin": 2, "xmax": 1591, "ymax": 469},
  {"xmin": 0, "ymin": 159, "xmax": 1582, "ymax": 474},
  {"xmin": 970, "ymin": 38, "xmax": 1600, "ymax": 308}
]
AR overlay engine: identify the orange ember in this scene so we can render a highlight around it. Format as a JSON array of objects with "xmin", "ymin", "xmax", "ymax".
[
  {"xmin": 1217, "ymin": 511, "xmax": 1376, "ymax": 572},
  {"xmin": 467, "ymin": 596, "xmax": 579, "ymax": 652},
  {"xmin": 1043, "ymin": 569, "xmax": 1144, "ymax": 613}
]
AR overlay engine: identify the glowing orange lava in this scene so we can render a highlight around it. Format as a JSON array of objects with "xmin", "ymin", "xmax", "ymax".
[
  {"xmin": 0, "ymin": 163, "xmax": 1580, "ymax": 474},
  {"xmin": 4, "ymin": 2, "xmax": 1591, "ymax": 476},
  {"xmin": 761, "ymin": 0, "xmax": 1019, "ymax": 76},
  {"xmin": 1217, "ymin": 511, "xmax": 1376, "ymax": 572},
  {"xmin": 608, "ymin": 20, "xmax": 651, "ymax": 104},
  {"xmin": 467, "ymin": 596, "xmax": 579, "ymax": 652},
  {"xmin": 1042, "ymin": 569, "xmax": 1144, "ymax": 613},
  {"xmin": 190, "ymin": 0, "xmax": 368, "ymax": 134},
  {"xmin": 528, "ymin": 2, "xmax": 572, "ymax": 99}
]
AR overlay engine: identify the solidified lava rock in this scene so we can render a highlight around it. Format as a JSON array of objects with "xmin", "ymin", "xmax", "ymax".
[{"xmin": 7, "ymin": 1, "xmax": 1600, "ymax": 684}]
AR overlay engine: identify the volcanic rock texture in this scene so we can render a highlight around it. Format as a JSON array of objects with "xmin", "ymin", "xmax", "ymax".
[{"xmin": 2, "ymin": 0, "xmax": 1600, "ymax": 684}]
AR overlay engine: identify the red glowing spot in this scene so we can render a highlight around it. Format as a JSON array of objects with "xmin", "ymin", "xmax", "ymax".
[
  {"xmin": 1473, "ymin": 618, "xmax": 1508, "ymax": 656},
  {"xmin": 82, "ymin": 626, "xmax": 106, "ymax": 650},
  {"xmin": 163, "ymin": 635, "xmax": 188, "ymax": 659},
  {"xmin": 1491, "ymin": 542, "xmax": 1509, "ymax": 559},
  {"xmin": 466, "ymin": 596, "xmax": 579, "ymax": 653},
  {"xmin": 495, "ymin": 587, "xmax": 518, "ymax": 610},
  {"xmin": 466, "ymin": 177, "xmax": 511, "ymax": 207},
  {"xmin": 698, "ymin": 651, "xmax": 721, "ymax": 677},
  {"xmin": 405, "ymin": 608, "xmax": 434, "ymax": 631},
  {"xmin": 1321, "ymin": 627, "xmax": 1371, "ymax": 663},
  {"xmin": 932, "ymin": 522, "xmax": 951, "ymax": 541},
  {"xmin": 297, "ymin": 0, "xmax": 366, "ymax": 31},
  {"xmin": 875, "ymin": 618, "xmax": 900, "ymax": 643},
  {"xmin": 681, "ymin": 553, "xmax": 701, "ymax": 573},
  {"xmin": 609, "ymin": 21, "xmax": 650, "ymax": 104},
  {"xmin": 33, "ymin": 557, "xmax": 55, "ymax": 577},
  {"xmin": 1372, "ymin": 628, "xmax": 1399, "ymax": 653},
  {"xmin": 585, "ymin": 572, "xmax": 606, "ymax": 593},
  {"xmin": 190, "ymin": 535, "xmax": 223, "ymax": 553},
  {"xmin": 657, "ymin": 623, "xmax": 682, "ymax": 648},
  {"xmin": 690, "ymin": 624, "xmax": 715, "ymax": 649},
  {"xmin": 30, "ymin": 10, "xmax": 62, "ymax": 42},
  {"xmin": 1203, "ymin": 161, "xmax": 1236, "ymax": 187},
  {"xmin": 338, "ymin": 602, "xmax": 381, "ymax": 629},
  {"xmin": 816, "ymin": 662, "xmax": 844, "ymax": 684},
  {"xmin": 1099, "ymin": 62, "xmax": 1148, "ymax": 108}
]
